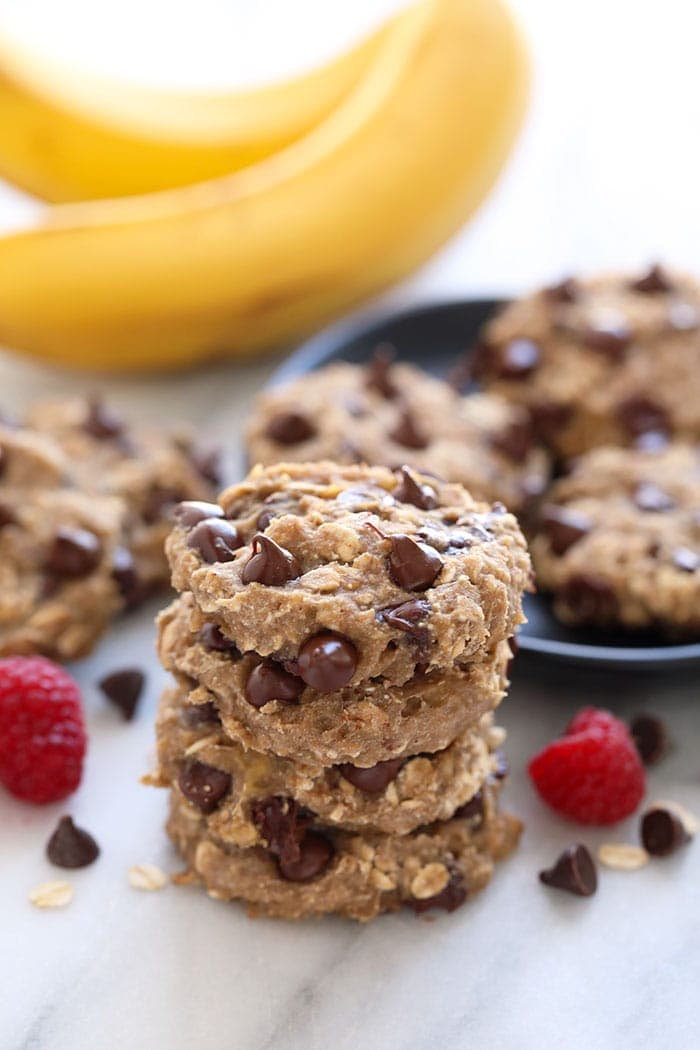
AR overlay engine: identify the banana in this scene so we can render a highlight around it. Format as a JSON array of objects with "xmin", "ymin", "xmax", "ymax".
[
  {"xmin": 0, "ymin": 0, "xmax": 528, "ymax": 372},
  {"xmin": 0, "ymin": 16, "xmax": 393, "ymax": 201}
]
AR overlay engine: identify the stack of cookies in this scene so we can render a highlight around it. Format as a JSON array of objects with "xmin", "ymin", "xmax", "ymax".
[{"xmin": 152, "ymin": 461, "xmax": 531, "ymax": 920}]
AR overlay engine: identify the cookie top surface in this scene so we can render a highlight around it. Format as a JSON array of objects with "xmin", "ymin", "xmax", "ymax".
[
  {"xmin": 478, "ymin": 266, "xmax": 700, "ymax": 457},
  {"xmin": 531, "ymin": 442, "xmax": 700, "ymax": 633},
  {"xmin": 166, "ymin": 461, "xmax": 531, "ymax": 687},
  {"xmin": 245, "ymin": 360, "xmax": 550, "ymax": 513}
]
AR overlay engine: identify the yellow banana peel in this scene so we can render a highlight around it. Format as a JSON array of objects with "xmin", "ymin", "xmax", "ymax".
[
  {"xmin": 0, "ymin": 0, "xmax": 529, "ymax": 372},
  {"xmin": 0, "ymin": 16, "xmax": 391, "ymax": 201}
]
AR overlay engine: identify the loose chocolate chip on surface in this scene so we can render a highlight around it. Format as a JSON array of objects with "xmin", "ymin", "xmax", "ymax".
[
  {"xmin": 47, "ymin": 816, "xmax": 100, "ymax": 869},
  {"xmin": 173, "ymin": 500, "xmax": 224, "ymax": 527},
  {"xmin": 389, "ymin": 408, "xmax": 429, "ymax": 449},
  {"xmin": 630, "ymin": 714, "xmax": 668, "ymax": 765},
  {"xmin": 490, "ymin": 419, "xmax": 534, "ymax": 463},
  {"xmin": 242, "ymin": 533, "xmax": 301, "ymax": 586},
  {"xmin": 393, "ymin": 466, "xmax": 438, "ymax": 509},
  {"xmin": 407, "ymin": 871, "xmax": 467, "ymax": 914},
  {"xmin": 98, "ymin": 668, "xmax": 145, "ymax": 721},
  {"xmin": 296, "ymin": 633, "xmax": 358, "ymax": 692},
  {"xmin": 672, "ymin": 547, "xmax": 700, "ymax": 572},
  {"xmin": 338, "ymin": 758, "xmax": 404, "ymax": 794},
  {"xmin": 641, "ymin": 806, "xmax": 691, "ymax": 856},
  {"xmin": 557, "ymin": 574, "xmax": 618, "ymax": 622},
  {"xmin": 46, "ymin": 527, "xmax": 102, "ymax": 578},
  {"xmin": 454, "ymin": 790, "xmax": 484, "ymax": 823},
  {"xmin": 0, "ymin": 500, "xmax": 16, "ymax": 528},
  {"xmin": 365, "ymin": 343, "xmax": 398, "ymax": 399},
  {"xmin": 541, "ymin": 505, "xmax": 592, "ymax": 555},
  {"xmin": 83, "ymin": 397, "xmax": 125, "ymax": 440},
  {"xmin": 631, "ymin": 264, "xmax": 672, "ymax": 294},
  {"xmin": 187, "ymin": 518, "xmax": 242, "ymax": 562},
  {"xmin": 178, "ymin": 760, "xmax": 231, "ymax": 814},
  {"xmin": 539, "ymin": 844, "xmax": 597, "ymax": 896},
  {"xmin": 198, "ymin": 622, "xmax": 238, "ymax": 653},
  {"xmin": 245, "ymin": 662, "xmax": 304, "ymax": 707},
  {"xmin": 529, "ymin": 400, "xmax": 572, "ymax": 441},
  {"xmin": 111, "ymin": 546, "xmax": 143, "ymax": 609},
  {"xmin": 543, "ymin": 277, "xmax": 579, "ymax": 303},
  {"xmin": 278, "ymin": 832, "xmax": 334, "ymax": 882},
  {"xmin": 667, "ymin": 301, "xmax": 699, "ymax": 331},
  {"xmin": 616, "ymin": 396, "xmax": 671, "ymax": 438},
  {"xmin": 184, "ymin": 701, "xmax": 221, "ymax": 727},
  {"xmin": 251, "ymin": 796, "xmax": 309, "ymax": 866},
  {"xmin": 376, "ymin": 598, "xmax": 431, "ymax": 641},
  {"xmin": 497, "ymin": 339, "xmax": 541, "ymax": 379},
  {"xmin": 633, "ymin": 482, "xmax": 676, "ymax": 512},
  {"xmin": 388, "ymin": 535, "xmax": 443, "ymax": 592},
  {"xmin": 265, "ymin": 411, "xmax": 315, "ymax": 445},
  {"xmin": 582, "ymin": 313, "xmax": 632, "ymax": 357}
]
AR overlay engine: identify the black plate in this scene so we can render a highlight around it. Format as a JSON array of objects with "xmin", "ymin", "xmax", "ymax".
[{"xmin": 270, "ymin": 299, "xmax": 700, "ymax": 671}]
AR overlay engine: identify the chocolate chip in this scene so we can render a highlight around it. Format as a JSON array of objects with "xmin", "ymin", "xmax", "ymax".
[
  {"xmin": 672, "ymin": 547, "xmax": 699, "ymax": 572},
  {"xmin": 541, "ymin": 505, "xmax": 592, "ymax": 555},
  {"xmin": 631, "ymin": 264, "xmax": 672, "ymax": 294},
  {"xmin": 178, "ymin": 760, "xmax": 231, "ymax": 814},
  {"xmin": 498, "ymin": 339, "xmax": 541, "ymax": 378},
  {"xmin": 633, "ymin": 482, "xmax": 676, "ymax": 512},
  {"xmin": 490, "ymin": 419, "xmax": 534, "ymax": 464},
  {"xmin": 265, "ymin": 411, "xmax": 315, "ymax": 445},
  {"xmin": 189, "ymin": 445, "xmax": 222, "ymax": 486},
  {"xmin": 46, "ymin": 816, "xmax": 100, "ymax": 869},
  {"xmin": 406, "ymin": 870, "xmax": 467, "ymax": 914},
  {"xmin": 389, "ymin": 408, "xmax": 429, "ymax": 449},
  {"xmin": 83, "ymin": 397, "xmax": 125, "ymax": 440},
  {"xmin": 616, "ymin": 396, "xmax": 671, "ymax": 439},
  {"xmin": 543, "ymin": 277, "xmax": 579, "ymax": 303},
  {"xmin": 0, "ymin": 501, "xmax": 16, "ymax": 528},
  {"xmin": 529, "ymin": 400, "xmax": 572, "ymax": 442},
  {"xmin": 184, "ymin": 701, "xmax": 221, "ymax": 727},
  {"xmin": 635, "ymin": 430, "xmax": 670, "ymax": 453},
  {"xmin": 142, "ymin": 486, "xmax": 186, "ymax": 524},
  {"xmin": 365, "ymin": 343, "xmax": 398, "ymax": 399},
  {"xmin": 242, "ymin": 534, "xmax": 301, "ymax": 586},
  {"xmin": 251, "ymin": 796, "xmax": 308, "ymax": 867},
  {"xmin": 245, "ymin": 661, "xmax": 304, "ymax": 707},
  {"xmin": 539, "ymin": 844, "xmax": 597, "ymax": 897},
  {"xmin": 187, "ymin": 518, "xmax": 242, "ymax": 562},
  {"xmin": 98, "ymin": 668, "xmax": 145, "ymax": 721},
  {"xmin": 641, "ymin": 806, "xmax": 691, "ymax": 856},
  {"xmin": 296, "ymin": 633, "xmax": 358, "ymax": 692},
  {"xmin": 376, "ymin": 598, "xmax": 431, "ymax": 641},
  {"xmin": 582, "ymin": 314, "xmax": 632, "ymax": 357},
  {"xmin": 454, "ymin": 790, "xmax": 484, "ymax": 823},
  {"xmin": 667, "ymin": 301, "xmax": 699, "ymax": 331},
  {"xmin": 173, "ymin": 500, "xmax": 224, "ymax": 528},
  {"xmin": 278, "ymin": 832, "xmax": 334, "ymax": 881},
  {"xmin": 557, "ymin": 574, "xmax": 618, "ymax": 622},
  {"xmin": 630, "ymin": 714, "xmax": 668, "ymax": 765},
  {"xmin": 46, "ymin": 527, "xmax": 102, "ymax": 578},
  {"xmin": 491, "ymin": 751, "xmax": 509, "ymax": 781},
  {"xmin": 338, "ymin": 758, "xmax": 404, "ymax": 793},
  {"xmin": 198, "ymin": 622, "xmax": 238, "ymax": 653},
  {"xmin": 393, "ymin": 466, "xmax": 438, "ymax": 509},
  {"xmin": 111, "ymin": 546, "xmax": 142, "ymax": 609},
  {"xmin": 388, "ymin": 535, "xmax": 443, "ymax": 591}
]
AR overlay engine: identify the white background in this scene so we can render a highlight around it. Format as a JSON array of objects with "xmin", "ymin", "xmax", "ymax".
[{"xmin": 1, "ymin": 3, "xmax": 699, "ymax": 1049}]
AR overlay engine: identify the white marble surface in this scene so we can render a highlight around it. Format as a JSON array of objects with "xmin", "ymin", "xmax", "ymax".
[{"xmin": 2, "ymin": 2, "xmax": 700, "ymax": 1048}]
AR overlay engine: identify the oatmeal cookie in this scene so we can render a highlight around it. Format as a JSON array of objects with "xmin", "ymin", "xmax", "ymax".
[
  {"xmin": 531, "ymin": 442, "xmax": 700, "ymax": 634},
  {"xmin": 245, "ymin": 359, "xmax": 550, "ymax": 514},
  {"xmin": 476, "ymin": 265, "xmax": 700, "ymax": 458}
]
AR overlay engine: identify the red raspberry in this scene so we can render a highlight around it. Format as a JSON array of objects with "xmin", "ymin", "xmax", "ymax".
[
  {"xmin": 528, "ymin": 706, "xmax": 645, "ymax": 824},
  {"xmin": 0, "ymin": 657, "xmax": 86, "ymax": 804}
]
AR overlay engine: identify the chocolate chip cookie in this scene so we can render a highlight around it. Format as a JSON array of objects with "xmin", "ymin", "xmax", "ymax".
[
  {"xmin": 476, "ymin": 265, "xmax": 700, "ymax": 458},
  {"xmin": 166, "ymin": 462, "xmax": 531, "ymax": 690},
  {"xmin": 151, "ymin": 684, "xmax": 506, "ymax": 837},
  {"xmin": 245, "ymin": 359, "xmax": 550, "ymax": 514},
  {"xmin": 531, "ymin": 442, "xmax": 700, "ymax": 634},
  {"xmin": 167, "ymin": 786, "xmax": 521, "ymax": 921}
]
